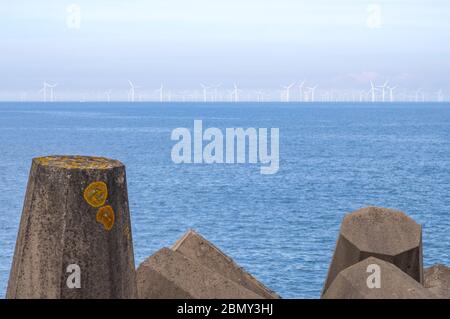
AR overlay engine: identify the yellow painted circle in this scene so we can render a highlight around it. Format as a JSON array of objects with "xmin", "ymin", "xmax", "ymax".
[
  {"xmin": 83, "ymin": 182, "xmax": 108, "ymax": 208},
  {"xmin": 96, "ymin": 205, "xmax": 115, "ymax": 231}
]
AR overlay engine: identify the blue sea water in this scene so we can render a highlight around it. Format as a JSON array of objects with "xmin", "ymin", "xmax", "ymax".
[{"xmin": 0, "ymin": 102, "xmax": 449, "ymax": 298}]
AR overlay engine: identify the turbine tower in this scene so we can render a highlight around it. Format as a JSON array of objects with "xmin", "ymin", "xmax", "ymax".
[
  {"xmin": 155, "ymin": 84, "xmax": 164, "ymax": 102},
  {"xmin": 212, "ymin": 83, "xmax": 222, "ymax": 102},
  {"xmin": 200, "ymin": 84, "xmax": 210, "ymax": 102},
  {"xmin": 306, "ymin": 86, "xmax": 318, "ymax": 102},
  {"xmin": 127, "ymin": 80, "xmax": 141, "ymax": 102},
  {"xmin": 281, "ymin": 83, "xmax": 295, "ymax": 102},
  {"xmin": 105, "ymin": 90, "xmax": 112, "ymax": 102},
  {"xmin": 39, "ymin": 82, "xmax": 58, "ymax": 102},
  {"xmin": 369, "ymin": 81, "xmax": 380, "ymax": 102},
  {"xmin": 387, "ymin": 86, "xmax": 397, "ymax": 102},
  {"xmin": 233, "ymin": 83, "xmax": 242, "ymax": 102},
  {"xmin": 377, "ymin": 81, "xmax": 389, "ymax": 102},
  {"xmin": 415, "ymin": 89, "xmax": 422, "ymax": 102},
  {"xmin": 298, "ymin": 80, "xmax": 306, "ymax": 102}
]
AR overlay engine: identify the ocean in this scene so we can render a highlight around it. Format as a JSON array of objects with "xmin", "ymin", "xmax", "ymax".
[{"xmin": 0, "ymin": 102, "xmax": 449, "ymax": 298}]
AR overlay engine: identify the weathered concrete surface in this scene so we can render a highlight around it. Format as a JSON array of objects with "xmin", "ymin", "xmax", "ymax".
[
  {"xmin": 323, "ymin": 257, "xmax": 436, "ymax": 299},
  {"xmin": 424, "ymin": 264, "xmax": 450, "ymax": 298},
  {"xmin": 137, "ymin": 248, "xmax": 263, "ymax": 299},
  {"xmin": 7, "ymin": 156, "xmax": 137, "ymax": 299},
  {"xmin": 322, "ymin": 206, "xmax": 423, "ymax": 296},
  {"xmin": 172, "ymin": 229, "xmax": 279, "ymax": 299}
]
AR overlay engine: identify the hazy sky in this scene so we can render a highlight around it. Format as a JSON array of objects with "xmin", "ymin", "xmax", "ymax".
[{"xmin": 1, "ymin": 0, "xmax": 450, "ymax": 96}]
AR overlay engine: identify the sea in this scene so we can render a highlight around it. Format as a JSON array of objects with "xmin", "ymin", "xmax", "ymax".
[{"xmin": 0, "ymin": 102, "xmax": 449, "ymax": 298}]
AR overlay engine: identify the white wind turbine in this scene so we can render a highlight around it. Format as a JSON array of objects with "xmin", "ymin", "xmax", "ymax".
[
  {"xmin": 437, "ymin": 90, "xmax": 444, "ymax": 102},
  {"xmin": 387, "ymin": 85, "xmax": 396, "ymax": 102},
  {"xmin": 232, "ymin": 83, "xmax": 242, "ymax": 102},
  {"xmin": 200, "ymin": 84, "xmax": 210, "ymax": 102},
  {"xmin": 415, "ymin": 89, "xmax": 422, "ymax": 102},
  {"xmin": 306, "ymin": 85, "xmax": 318, "ymax": 102},
  {"xmin": 155, "ymin": 84, "xmax": 164, "ymax": 102},
  {"xmin": 128, "ymin": 80, "xmax": 141, "ymax": 102},
  {"xmin": 377, "ymin": 81, "xmax": 389, "ymax": 102},
  {"xmin": 298, "ymin": 81, "xmax": 306, "ymax": 102},
  {"xmin": 212, "ymin": 83, "xmax": 222, "ymax": 102},
  {"xmin": 369, "ymin": 81, "xmax": 380, "ymax": 102},
  {"xmin": 255, "ymin": 90, "xmax": 265, "ymax": 102},
  {"xmin": 40, "ymin": 82, "xmax": 58, "ymax": 102},
  {"xmin": 281, "ymin": 83, "xmax": 295, "ymax": 102},
  {"xmin": 105, "ymin": 90, "xmax": 112, "ymax": 102}
]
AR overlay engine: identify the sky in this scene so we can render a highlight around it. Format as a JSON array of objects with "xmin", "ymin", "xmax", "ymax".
[{"xmin": 0, "ymin": 0, "xmax": 450, "ymax": 99}]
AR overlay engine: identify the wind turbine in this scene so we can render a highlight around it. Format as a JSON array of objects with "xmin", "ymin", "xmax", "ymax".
[
  {"xmin": 377, "ymin": 81, "xmax": 389, "ymax": 102},
  {"xmin": 255, "ymin": 90, "xmax": 265, "ymax": 102},
  {"xmin": 155, "ymin": 84, "xmax": 164, "ymax": 102},
  {"xmin": 40, "ymin": 82, "xmax": 57, "ymax": 102},
  {"xmin": 387, "ymin": 86, "xmax": 396, "ymax": 102},
  {"xmin": 437, "ymin": 90, "xmax": 444, "ymax": 102},
  {"xmin": 128, "ymin": 80, "xmax": 141, "ymax": 102},
  {"xmin": 281, "ymin": 83, "xmax": 295, "ymax": 102},
  {"xmin": 306, "ymin": 85, "xmax": 318, "ymax": 102},
  {"xmin": 212, "ymin": 83, "xmax": 222, "ymax": 102},
  {"xmin": 105, "ymin": 90, "xmax": 112, "ymax": 102},
  {"xmin": 232, "ymin": 83, "xmax": 242, "ymax": 102},
  {"xmin": 369, "ymin": 81, "xmax": 380, "ymax": 102},
  {"xmin": 298, "ymin": 81, "xmax": 306, "ymax": 102},
  {"xmin": 415, "ymin": 89, "xmax": 422, "ymax": 102},
  {"xmin": 200, "ymin": 84, "xmax": 210, "ymax": 102}
]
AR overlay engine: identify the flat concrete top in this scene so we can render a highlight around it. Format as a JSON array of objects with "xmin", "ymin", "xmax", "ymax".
[
  {"xmin": 341, "ymin": 206, "xmax": 421, "ymax": 255},
  {"xmin": 34, "ymin": 155, "xmax": 123, "ymax": 170}
]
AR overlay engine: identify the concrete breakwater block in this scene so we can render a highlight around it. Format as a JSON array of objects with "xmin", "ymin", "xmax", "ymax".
[
  {"xmin": 322, "ymin": 206, "xmax": 423, "ymax": 296},
  {"xmin": 7, "ymin": 156, "xmax": 137, "ymax": 299},
  {"xmin": 137, "ymin": 248, "xmax": 262, "ymax": 299},
  {"xmin": 424, "ymin": 264, "xmax": 450, "ymax": 298},
  {"xmin": 323, "ymin": 257, "xmax": 436, "ymax": 299},
  {"xmin": 172, "ymin": 229, "xmax": 279, "ymax": 299}
]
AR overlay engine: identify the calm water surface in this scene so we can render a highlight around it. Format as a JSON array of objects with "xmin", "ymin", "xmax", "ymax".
[{"xmin": 0, "ymin": 102, "xmax": 449, "ymax": 298}]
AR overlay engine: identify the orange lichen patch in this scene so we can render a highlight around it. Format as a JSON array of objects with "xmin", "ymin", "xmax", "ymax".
[
  {"xmin": 34, "ymin": 155, "xmax": 123, "ymax": 170},
  {"xmin": 96, "ymin": 205, "xmax": 115, "ymax": 231},
  {"xmin": 124, "ymin": 225, "xmax": 131, "ymax": 241},
  {"xmin": 83, "ymin": 182, "xmax": 108, "ymax": 208}
]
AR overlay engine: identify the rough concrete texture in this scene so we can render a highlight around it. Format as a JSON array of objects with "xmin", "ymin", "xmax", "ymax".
[
  {"xmin": 323, "ymin": 257, "xmax": 436, "ymax": 299},
  {"xmin": 172, "ymin": 229, "xmax": 279, "ymax": 299},
  {"xmin": 322, "ymin": 206, "xmax": 423, "ymax": 296},
  {"xmin": 7, "ymin": 156, "xmax": 137, "ymax": 298},
  {"xmin": 137, "ymin": 248, "xmax": 263, "ymax": 299},
  {"xmin": 424, "ymin": 264, "xmax": 450, "ymax": 298}
]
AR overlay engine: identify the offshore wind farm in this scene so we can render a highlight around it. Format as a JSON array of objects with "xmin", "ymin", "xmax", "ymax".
[{"xmin": 3, "ymin": 80, "xmax": 449, "ymax": 103}]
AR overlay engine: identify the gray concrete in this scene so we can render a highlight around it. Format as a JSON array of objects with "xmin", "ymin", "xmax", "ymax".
[
  {"xmin": 137, "ymin": 248, "xmax": 263, "ymax": 299},
  {"xmin": 7, "ymin": 156, "xmax": 137, "ymax": 298},
  {"xmin": 322, "ymin": 206, "xmax": 423, "ymax": 296},
  {"xmin": 323, "ymin": 257, "xmax": 436, "ymax": 299},
  {"xmin": 172, "ymin": 229, "xmax": 279, "ymax": 299},
  {"xmin": 424, "ymin": 264, "xmax": 450, "ymax": 299}
]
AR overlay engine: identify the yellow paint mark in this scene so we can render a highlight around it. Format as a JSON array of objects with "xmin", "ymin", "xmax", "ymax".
[
  {"xmin": 83, "ymin": 182, "xmax": 108, "ymax": 208},
  {"xmin": 96, "ymin": 205, "xmax": 115, "ymax": 231}
]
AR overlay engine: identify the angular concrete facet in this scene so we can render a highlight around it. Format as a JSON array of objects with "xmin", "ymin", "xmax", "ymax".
[
  {"xmin": 323, "ymin": 257, "xmax": 436, "ymax": 299},
  {"xmin": 172, "ymin": 230, "xmax": 279, "ymax": 299},
  {"xmin": 7, "ymin": 156, "xmax": 137, "ymax": 299},
  {"xmin": 424, "ymin": 264, "xmax": 450, "ymax": 299},
  {"xmin": 322, "ymin": 206, "xmax": 423, "ymax": 296},
  {"xmin": 137, "ymin": 248, "xmax": 262, "ymax": 299}
]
